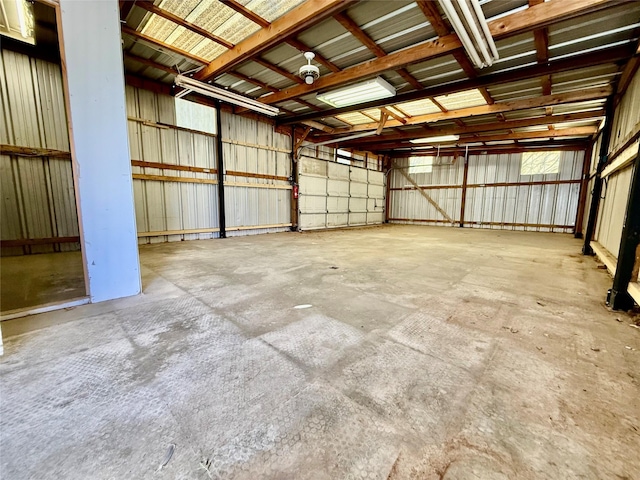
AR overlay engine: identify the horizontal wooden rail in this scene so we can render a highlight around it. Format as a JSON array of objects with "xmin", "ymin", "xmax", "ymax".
[
  {"xmin": 138, "ymin": 228, "xmax": 219, "ymax": 237},
  {"xmin": 1, "ymin": 236, "xmax": 80, "ymax": 247},
  {"xmin": 0, "ymin": 144, "xmax": 71, "ymax": 159},
  {"xmin": 391, "ymin": 179, "xmax": 581, "ymax": 191},
  {"xmin": 132, "ymin": 174, "xmax": 218, "ymax": 185},
  {"xmin": 132, "ymin": 159, "xmax": 217, "ymax": 174},
  {"xmin": 389, "ymin": 218, "xmax": 574, "ymax": 229}
]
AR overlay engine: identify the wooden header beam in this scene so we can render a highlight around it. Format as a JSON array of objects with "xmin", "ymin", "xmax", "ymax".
[
  {"xmin": 277, "ymin": 43, "xmax": 630, "ymax": 126},
  {"xmin": 262, "ymin": 0, "xmax": 614, "ymax": 106},
  {"xmin": 195, "ymin": 0, "xmax": 354, "ymax": 81}
]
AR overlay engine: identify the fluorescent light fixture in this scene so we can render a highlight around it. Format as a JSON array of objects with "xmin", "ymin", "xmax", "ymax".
[
  {"xmin": 438, "ymin": 0, "xmax": 498, "ymax": 68},
  {"xmin": 410, "ymin": 134, "xmax": 460, "ymax": 144},
  {"xmin": 174, "ymin": 75, "xmax": 280, "ymax": 117},
  {"xmin": 316, "ymin": 77, "xmax": 396, "ymax": 107}
]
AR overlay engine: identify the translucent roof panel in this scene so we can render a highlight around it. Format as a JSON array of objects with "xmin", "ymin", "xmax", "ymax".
[
  {"xmin": 434, "ymin": 89, "xmax": 487, "ymax": 110},
  {"xmin": 245, "ymin": 0, "xmax": 307, "ymax": 23},
  {"xmin": 393, "ymin": 98, "xmax": 442, "ymax": 117},
  {"xmin": 336, "ymin": 112, "xmax": 376, "ymax": 125}
]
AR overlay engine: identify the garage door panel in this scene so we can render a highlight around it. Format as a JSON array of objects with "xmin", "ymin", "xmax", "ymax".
[
  {"xmin": 350, "ymin": 182, "xmax": 368, "ymax": 197},
  {"xmin": 299, "ymin": 195, "xmax": 326, "ymax": 214},
  {"xmin": 300, "ymin": 175, "xmax": 327, "ymax": 195},
  {"xmin": 328, "ymin": 162, "xmax": 350, "ymax": 180},
  {"xmin": 348, "ymin": 212, "xmax": 367, "ymax": 225},
  {"xmin": 350, "ymin": 167, "xmax": 368, "ymax": 183},
  {"xmin": 368, "ymin": 170, "xmax": 384, "ymax": 186},
  {"xmin": 327, "ymin": 213, "xmax": 349, "ymax": 226},
  {"xmin": 350, "ymin": 198, "xmax": 367, "ymax": 212},
  {"xmin": 368, "ymin": 184, "xmax": 385, "ymax": 199},
  {"xmin": 327, "ymin": 196, "xmax": 349, "ymax": 213},
  {"xmin": 300, "ymin": 213, "xmax": 327, "ymax": 229},
  {"xmin": 299, "ymin": 157, "xmax": 327, "ymax": 176},
  {"xmin": 328, "ymin": 179, "xmax": 350, "ymax": 196}
]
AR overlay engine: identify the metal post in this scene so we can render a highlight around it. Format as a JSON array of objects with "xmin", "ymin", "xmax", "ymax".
[
  {"xmin": 290, "ymin": 126, "xmax": 298, "ymax": 231},
  {"xmin": 609, "ymin": 149, "xmax": 640, "ymax": 310},
  {"xmin": 574, "ymin": 143, "xmax": 594, "ymax": 238},
  {"xmin": 215, "ymin": 101, "xmax": 226, "ymax": 238},
  {"xmin": 582, "ymin": 97, "xmax": 615, "ymax": 255},
  {"xmin": 459, "ymin": 147, "xmax": 469, "ymax": 227}
]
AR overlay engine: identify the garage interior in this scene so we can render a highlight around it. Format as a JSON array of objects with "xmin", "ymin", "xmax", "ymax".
[{"xmin": 1, "ymin": 0, "xmax": 639, "ymax": 478}]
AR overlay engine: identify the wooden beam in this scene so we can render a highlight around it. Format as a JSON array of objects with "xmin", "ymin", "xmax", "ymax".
[
  {"xmin": 356, "ymin": 127, "xmax": 598, "ymax": 151},
  {"xmin": 1, "ymin": 236, "xmax": 80, "ymax": 248},
  {"xmin": 252, "ymin": 57, "xmax": 303, "ymax": 84},
  {"xmin": 195, "ymin": 0, "xmax": 353, "ymax": 81},
  {"xmin": 286, "ymin": 38, "xmax": 341, "ymax": 73},
  {"xmin": 121, "ymin": 26, "xmax": 208, "ymax": 65},
  {"xmin": 330, "ymin": 87, "xmax": 612, "ymax": 133},
  {"xmin": 124, "ymin": 52, "xmax": 178, "ymax": 76},
  {"xmin": 0, "ymin": 144, "xmax": 71, "ymax": 159},
  {"xmin": 135, "ymin": 1, "xmax": 234, "ymax": 49},
  {"xmin": 334, "ymin": 110, "xmax": 604, "ymax": 146},
  {"xmin": 265, "ymin": 0, "xmax": 614, "ymax": 105},
  {"xmin": 131, "ymin": 160, "xmax": 217, "ymax": 175},
  {"xmin": 295, "ymin": 126, "xmax": 312, "ymax": 153},
  {"xmin": 133, "ymin": 174, "xmax": 218, "ymax": 185},
  {"xmin": 415, "ymin": 0, "xmax": 450, "ymax": 37},
  {"xmin": 220, "ymin": 0, "xmax": 270, "ymax": 28},
  {"xmin": 334, "ymin": 12, "xmax": 386, "ymax": 57},
  {"xmin": 301, "ymin": 120, "xmax": 334, "ymax": 133},
  {"xmin": 398, "ymin": 167, "xmax": 454, "ymax": 223},
  {"xmin": 380, "ymin": 107, "xmax": 406, "ymax": 124},
  {"xmin": 376, "ymin": 112, "xmax": 389, "ymax": 135},
  {"xmin": 277, "ymin": 41, "xmax": 630, "ymax": 127},
  {"xmin": 617, "ymin": 53, "xmax": 640, "ymax": 97}
]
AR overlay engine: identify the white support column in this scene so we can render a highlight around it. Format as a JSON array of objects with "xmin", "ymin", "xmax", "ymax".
[{"xmin": 57, "ymin": 0, "xmax": 141, "ymax": 302}]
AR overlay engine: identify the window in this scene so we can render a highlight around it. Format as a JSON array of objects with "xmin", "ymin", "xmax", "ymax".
[
  {"xmin": 409, "ymin": 156, "xmax": 433, "ymax": 174},
  {"xmin": 521, "ymin": 151, "xmax": 560, "ymax": 175},
  {"xmin": 336, "ymin": 149, "xmax": 352, "ymax": 165},
  {"xmin": 0, "ymin": 0, "xmax": 35, "ymax": 46},
  {"xmin": 175, "ymin": 98, "xmax": 216, "ymax": 135}
]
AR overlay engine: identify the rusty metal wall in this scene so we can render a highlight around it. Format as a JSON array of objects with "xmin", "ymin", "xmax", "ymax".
[
  {"xmin": 390, "ymin": 150, "xmax": 584, "ymax": 233},
  {"xmin": 0, "ymin": 49, "xmax": 79, "ymax": 256}
]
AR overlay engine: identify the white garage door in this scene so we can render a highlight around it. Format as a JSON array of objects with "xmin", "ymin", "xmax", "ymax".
[{"xmin": 298, "ymin": 156, "xmax": 385, "ymax": 230}]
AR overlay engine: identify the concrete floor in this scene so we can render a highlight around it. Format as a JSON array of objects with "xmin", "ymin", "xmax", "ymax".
[
  {"xmin": 0, "ymin": 225, "xmax": 639, "ymax": 479},
  {"xmin": 0, "ymin": 251, "xmax": 85, "ymax": 312}
]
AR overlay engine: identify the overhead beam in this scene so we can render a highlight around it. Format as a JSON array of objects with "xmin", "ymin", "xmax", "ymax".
[
  {"xmin": 195, "ymin": 0, "xmax": 353, "ymax": 81},
  {"xmin": 121, "ymin": 25, "xmax": 208, "ymax": 65},
  {"xmin": 262, "ymin": 0, "xmax": 615, "ymax": 105},
  {"xmin": 220, "ymin": 0, "xmax": 270, "ymax": 27},
  {"xmin": 330, "ymin": 86, "xmax": 612, "ymax": 133},
  {"xmin": 359, "ymin": 126, "xmax": 598, "ymax": 151},
  {"xmin": 334, "ymin": 110, "xmax": 605, "ymax": 146},
  {"xmin": 277, "ymin": 43, "xmax": 630, "ymax": 125},
  {"xmin": 385, "ymin": 140, "xmax": 589, "ymax": 157},
  {"xmin": 124, "ymin": 52, "xmax": 178, "ymax": 75}
]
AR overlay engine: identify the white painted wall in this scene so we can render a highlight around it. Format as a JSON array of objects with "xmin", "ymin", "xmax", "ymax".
[{"xmin": 58, "ymin": 0, "xmax": 140, "ymax": 302}]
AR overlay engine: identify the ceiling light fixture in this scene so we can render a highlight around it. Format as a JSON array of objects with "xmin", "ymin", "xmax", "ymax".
[
  {"xmin": 316, "ymin": 77, "xmax": 396, "ymax": 107},
  {"xmin": 174, "ymin": 75, "xmax": 280, "ymax": 117},
  {"xmin": 438, "ymin": 0, "xmax": 498, "ymax": 68},
  {"xmin": 410, "ymin": 134, "xmax": 460, "ymax": 144},
  {"xmin": 299, "ymin": 52, "xmax": 320, "ymax": 85}
]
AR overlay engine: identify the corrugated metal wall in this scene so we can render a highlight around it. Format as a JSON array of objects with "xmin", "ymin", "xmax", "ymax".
[
  {"xmin": 1, "ymin": 49, "xmax": 80, "ymax": 256},
  {"xmin": 390, "ymin": 150, "xmax": 584, "ymax": 233},
  {"xmin": 221, "ymin": 112, "xmax": 292, "ymax": 237},
  {"xmin": 127, "ymin": 86, "xmax": 221, "ymax": 244},
  {"xmin": 592, "ymin": 68, "xmax": 640, "ymax": 258},
  {"xmin": 298, "ymin": 146, "xmax": 385, "ymax": 230},
  {"xmin": 127, "ymin": 87, "xmax": 293, "ymax": 242}
]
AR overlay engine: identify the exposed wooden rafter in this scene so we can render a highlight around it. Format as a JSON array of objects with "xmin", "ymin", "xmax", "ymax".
[
  {"xmin": 278, "ymin": 44, "xmax": 630, "ymax": 125},
  {"xmin": 121, "ymin": 25, "xmax": 208, "ymax": 65},
  {"xmin": 330, "ymin": 86, "xmax": 612, "ymax": 133},
  {"xmin": 334, "ymin": 110, "xmax": 605, "ymax": 147},
  {"xmin": 260, "ymin": 0, "xmax": 614, "ymax": 106},
  {"xmin": 124, "ymin": 52, "xmax": 178, "ymax": 76},
  {"xmin": 195, "ymin": 0, "xmax": 354, "ymax": 81}
]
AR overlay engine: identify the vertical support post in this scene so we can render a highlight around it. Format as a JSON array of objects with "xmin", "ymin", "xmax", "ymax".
[
  {"xmin": 57, "ymin": 0, "xmax": 140, "ymax": 302},
  {"xmin": 460, "ymin": 150, "xmax": 469, "ymax": 227},
  {"xmin": 582, "ymin": 97, "xmax": 615, "ymax": 255},
  {"xmin": 215, "ymin": 101, "xmax": 226, "ymax": 238},
  {"xmin": 609, "ymin": 149, "xmax": 640, "ymax": 310},
  {"xmin": 574, "ymin": 143, "xmax": 594, "ymax": 238},
  {"xmin": 384, "ymin": 156, "xmax": 392, "ymax": 223},
  {"xmin": 290, "ymin": 126, "xmax": 298, "ymax": 231}
]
